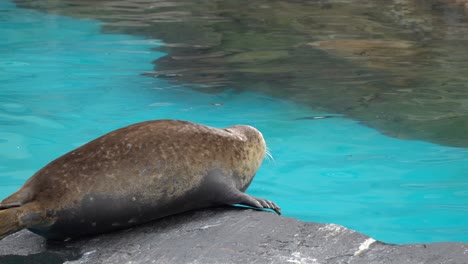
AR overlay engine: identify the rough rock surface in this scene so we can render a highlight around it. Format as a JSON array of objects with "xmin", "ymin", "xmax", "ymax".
[{"xmin": 0, "ymin": 207, "xmax": 467, "ymax": 264}]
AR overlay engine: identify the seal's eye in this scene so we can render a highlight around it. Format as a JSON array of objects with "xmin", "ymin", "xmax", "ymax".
[{"xmin": 224, "ymin": 129, "xmax": 232, "ymax": 133}]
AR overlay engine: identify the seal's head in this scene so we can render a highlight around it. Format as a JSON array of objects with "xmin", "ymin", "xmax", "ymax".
[{"xmin": 222, "ymin": 125, "xmax": 266, "ymax": 191}]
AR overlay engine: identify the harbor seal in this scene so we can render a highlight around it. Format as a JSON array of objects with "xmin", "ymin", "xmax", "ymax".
[{"xmin": 0, "ymin": 120, "xmax": 280, "ymax": 240}]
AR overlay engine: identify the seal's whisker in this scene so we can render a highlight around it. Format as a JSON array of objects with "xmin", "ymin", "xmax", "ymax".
[{"xmin": 265, "ymin": 147, "xmax": 275, "ymax": 163}]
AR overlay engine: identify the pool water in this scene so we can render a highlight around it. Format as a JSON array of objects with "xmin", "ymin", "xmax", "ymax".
[{"xmin": 1, "ymin": 0, "xmax": 468, "ymax": 244}]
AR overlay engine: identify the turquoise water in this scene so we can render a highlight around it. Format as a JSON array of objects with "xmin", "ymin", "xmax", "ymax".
[{"xmin": 1, "ymin": 0, "xmax": 468, "ymax": 244}]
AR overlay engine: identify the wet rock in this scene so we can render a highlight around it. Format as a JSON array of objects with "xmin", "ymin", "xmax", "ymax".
[{"xmin": 0, "ymin": 208, "xmax": 466, "ymax": 264}]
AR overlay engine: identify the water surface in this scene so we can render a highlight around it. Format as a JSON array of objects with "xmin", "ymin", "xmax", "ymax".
[
  {"xmin": 1, "ymin": 0, "xmax": 468, "ymax": 244},
  {"xmin": 13, "ymin": 0, "xmax": 468, "ymax": 147}
]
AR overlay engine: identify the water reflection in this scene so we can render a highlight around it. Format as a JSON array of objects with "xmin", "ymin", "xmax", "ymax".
[{"xmin": 13, "ymin": 0, "xmax": 468, "ymax": 147}]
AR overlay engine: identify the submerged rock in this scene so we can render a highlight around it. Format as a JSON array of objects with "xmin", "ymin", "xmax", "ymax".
[
  {"xmin": 0, "ymin": 208, "xmax": 466, "ymax": 264},
  {"xmin": 12, "ymin": 0, "xmax": 468, "ymax": 147}
]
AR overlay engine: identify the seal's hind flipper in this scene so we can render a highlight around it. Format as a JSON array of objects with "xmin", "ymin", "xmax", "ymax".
[
  {"xmin": 0, "ymin": 202, "xmax": 46, "ymax": 240},
  {"xmin": 0, "ymin": 207, "xmax": 26, "ymax": 240},
  {"xmin": 0, "ymin": 187, "xmax": 33, "ymax": 210},
  {"xmin": 0, "ymin": 202, "xmax": 21, "ymax": 210},
  {"xmin": 0, "ymin": 199, "xmax": 25, "ymax": 240}
]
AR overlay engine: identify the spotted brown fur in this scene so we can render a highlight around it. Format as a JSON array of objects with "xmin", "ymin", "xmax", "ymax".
[{"xmin": 0, "ymin": 120, "xmax": 280, "ymax": 240}]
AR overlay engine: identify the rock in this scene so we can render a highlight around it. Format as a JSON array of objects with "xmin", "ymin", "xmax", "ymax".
[{"xmin": 0, "ymin": 207, "xmax": 466, "ymax": 264}]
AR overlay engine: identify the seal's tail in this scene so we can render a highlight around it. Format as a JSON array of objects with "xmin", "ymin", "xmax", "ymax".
[{"xmin": 0, "ymin": 207, "xmax": 25, "ymax": 240}]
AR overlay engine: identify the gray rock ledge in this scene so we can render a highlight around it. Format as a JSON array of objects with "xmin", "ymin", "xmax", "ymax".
[{"xmin": 0, "ymin": 207, "xmax": 467, "ymax": 264}]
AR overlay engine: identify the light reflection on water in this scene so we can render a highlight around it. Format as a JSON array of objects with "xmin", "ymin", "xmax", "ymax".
[
  {"xmin": 13, "ymin": 0, "xmax": 468, "ymax": 147},
  {"xmin": 1, "ymin": 0, "xmax": 468, "ymax": 244}
]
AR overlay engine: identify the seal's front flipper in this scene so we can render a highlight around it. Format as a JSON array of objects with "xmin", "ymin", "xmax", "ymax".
[
  {"xmin": 240, "ymin": 194, "xmax": 282, "ymax": 215},
  {"xmin": 226, "ymin": 191, "xmax": 282, "ymax": 215},
  {"xmin": 204, "ymin": 169, "xmax": 281, "ymax": 215},
  {"xmin": 250, "ymin": 195, "xmax": 282, "ymax": 215}
]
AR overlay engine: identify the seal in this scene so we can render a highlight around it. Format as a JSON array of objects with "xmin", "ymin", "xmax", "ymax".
[{"xmin": 0, "ymin": 120, "xmax": 280, "ymax": 240}]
